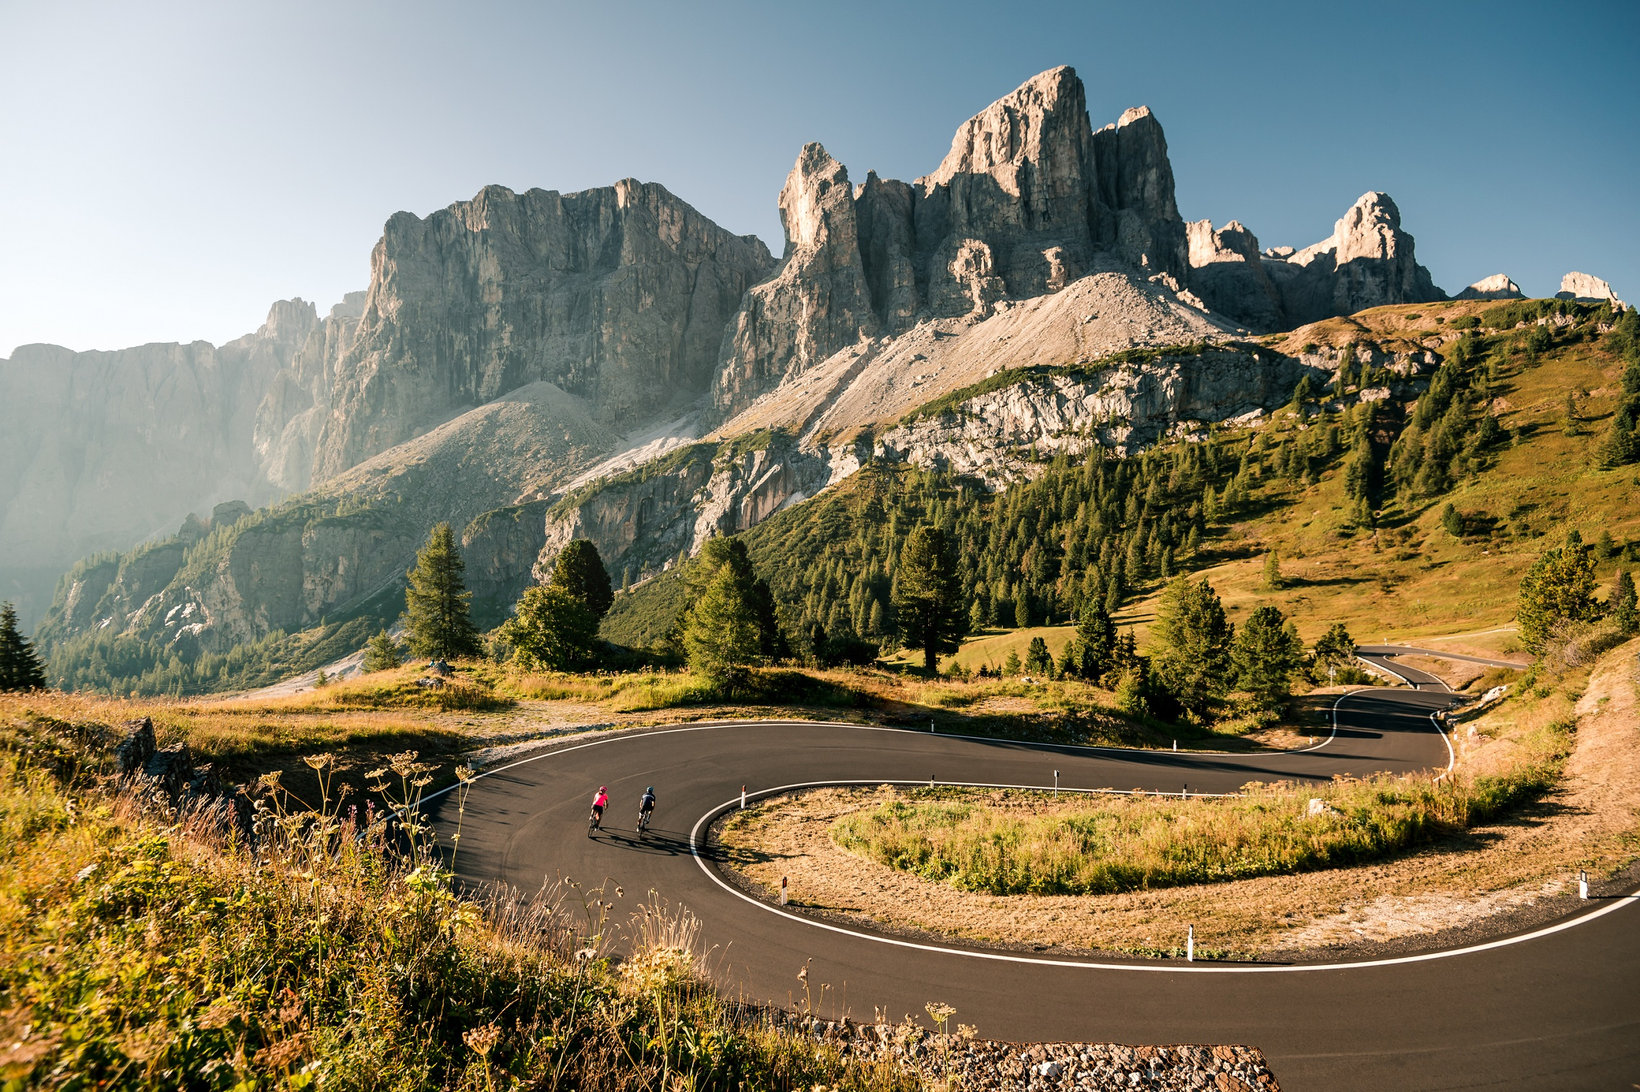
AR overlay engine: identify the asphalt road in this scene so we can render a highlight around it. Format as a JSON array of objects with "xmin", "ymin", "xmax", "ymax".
[{"xmin": 427, "ymin": 656, "xmax": 1639, "ymax": 1091}]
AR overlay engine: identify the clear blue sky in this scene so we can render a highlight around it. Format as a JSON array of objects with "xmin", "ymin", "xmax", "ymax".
[{"xmin": 3, "ymin": 0, "xmax": 1636, "ymax": 356}]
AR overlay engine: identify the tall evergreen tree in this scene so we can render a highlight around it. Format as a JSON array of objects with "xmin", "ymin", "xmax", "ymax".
[
  {"xmin": 892, "ymin": 525, "xmax": 967, "ymax": 673},
  {"xmin": 0, "ymin": 603, "xmax": 48, "ymax": 691},
  {"xmin": 1516, "ymin": 542, "xmax": 1601, "ymax": 653},
  {"xmin": 1073, "ymin": 599, "xmax": 1117, "ymax": 682},
  {"xmin": 1612, "ymin": 570, "xmax": 1638, "ymax": 637},
  {"xmin": 1024, "ymin": 635, "xmax": 1053, "ymax": 676},
  {"xmin": 403, "ymin": 523, "xmax": 482, "ymax": 661},
  {"xmin": 1261, "ymin": 549, "xmax": 1284, "ymax": 591},
  {"xmin": 1151, "ymin": 576, "xmax": 1233, "ymax": 722},
  {"xmin": 1231, "ymin": 605, "xmax": 1305, "ymax": 711},
  {"xmin": 684, "ymin": 564, "xmax": 761, "ymax": 688},
  {"xmin": 547, "ymin": 539, "xmax": 614, "ymax": 621}
]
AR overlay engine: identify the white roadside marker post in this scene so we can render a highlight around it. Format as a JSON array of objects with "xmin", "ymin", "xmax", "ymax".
[
  {"xmin": 1187, "ymin": 924, "xmax": 1195, "ymax": 962},
  {"xmin": 1173, "ymin": 740, "xmax": 1177, "ymax": 751},
  {"xmin": 1054, "ymin": 770, "xmax": 1059, "ymax": 800},
  {"xmin": 741, "ymin": 785, "xmax": 747, "ymax": 810},
  {"xmin": 1579, "ymin": 869, "xmax": 1589, "ymax": 900},
  {"xmin": 930, "ymin": 772, "xmax": 935, "ymax": 788},
  {"xmin": 781, "ymin": 876, "xmax": 789, "ymax": 906}
]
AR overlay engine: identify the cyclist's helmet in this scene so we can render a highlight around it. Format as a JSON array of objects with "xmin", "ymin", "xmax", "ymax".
[
  {"xmin": 646, "ymin": 786, "xmax": 654, "ymax": 794},
  {"xmin": 598, "ymin": 786, "xmax": 607, "ymax": 793}
]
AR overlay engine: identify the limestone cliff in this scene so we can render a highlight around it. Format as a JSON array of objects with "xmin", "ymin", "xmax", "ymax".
[
  {"xmin": 712, "ymin": 67, "xmax": 1195, "ymax": 417},
  {"xmin": 315, "ymin": 181, "xmax": 774, "ymax": 479},
  {"xmin": 1455, "ymin": 274, "xmax": 1524, "ymax": 301},
  {"xmin": 1187, "ymin": 192, "xmax": 1445, "ymax": 330},
  {"xmin": 1557, "ymin": 271, "xmax": 1627, "ymax": 308},
  {"xmin": 0, "ymin": 301, "xmax": 320, "ymax": 626}
]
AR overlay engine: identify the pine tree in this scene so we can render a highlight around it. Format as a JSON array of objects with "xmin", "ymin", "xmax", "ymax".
[
  {"xmin": 500, "ymin": 585, "xmax": 599, "ymax": 671},
  {"xmin": 1593, "ymin": 407, "xmax": 1637, "ymax": 469},
  {"xmin": 547, "ymin": 540, "xmax": 614, "ymax": 621},
  {"xmin": 893, "ymin": 525, "xmax": 967, "ymax": 673},
  {"xmin": 682, "ymin": 537, "xmax": 771, "ymax": 687},
  {"xmin": 1002, "ymin": 650, "xmax": 1023, "ymax": 676},
  {"xmin": 403, "ymin": 523, "xmax": 482, "ymax": 661},
  {"xmin": 1151, "ymin": 576, "xmax": 1233, "ymax": 722},
  {"xmin": 1073, "ymin": 600, "xmax": 1117, "ymax": 682},
  {"xmin": 1024, "ymin": 636, "xmax": 1053, "ymax": 676},
  {"xmin": 1517, "ymin": 542, "xmax": 1601, "ymax": 653},
  {"xmin": 362, "ymin": 629, "xmax": 404, "ymax": 673},
  {"xmin": 684, "ymin": 565, "xmax": 761, "ymax": 688},
  {"xmin": 1612, "ymin": 571, "xmax": 1638, "ymax": 637},
  {"xmin": 0, "ymin": 602, "xmax": 48, "ymax": 691},
  {"xmin": 1231, "ymin": 605, "xmax": 1305, "ymax": 711},
  {"xmin": 1441, "ymin": 503, "xmax": 1464, "ymax": 538}
]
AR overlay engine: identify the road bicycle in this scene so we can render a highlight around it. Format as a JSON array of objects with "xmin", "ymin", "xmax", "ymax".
[
  {"xmin": 637, "ymin": 806, "xmax": 653, "ymax": 833},
  {"xmin": 587, "ymin": 806, "xmax": 603, "ymax": 834}
]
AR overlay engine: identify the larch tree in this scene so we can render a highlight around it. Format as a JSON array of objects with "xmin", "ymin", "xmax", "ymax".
[
  {"xmin": 403, "ymin": 523, "xmax": 482, "ymax": 661},
  {"xmin": 1611, "ymin": 570, "xmax": 1637, "ymax": 637},
  {"xmin": 892, "ymin": 525, "xmax": 967, "ymax": 673},
  {"xmin": 361, "ymin": 629, "xmax": 405, "ymax": 673}
]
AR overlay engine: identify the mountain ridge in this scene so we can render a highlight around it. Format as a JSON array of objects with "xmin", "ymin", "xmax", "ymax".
[{"xmin": 11, "ymin": 64, "xmax": 1622, "ymax": 680}]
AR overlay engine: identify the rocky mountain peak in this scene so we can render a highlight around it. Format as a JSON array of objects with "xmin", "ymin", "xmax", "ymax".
[
  {"xmin": 921, "ymin": 64, "xmax": 1092, "ymax": 193},
  {"xmin": 1558, "ymin": 271, "xmax": 1626, "ymax": 308},
  {"xmin": 1455, "ymin": 274, "xmax": 1524, "ymax": 301},
  {"xmin": 780, "ymin": 143, "xmax": 855, "ymax": 253}
]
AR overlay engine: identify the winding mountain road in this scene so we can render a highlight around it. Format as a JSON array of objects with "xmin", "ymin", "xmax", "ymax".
[{"xmin": 428, "ymin": 651, "xmax": 1639, "ymax": 1090}]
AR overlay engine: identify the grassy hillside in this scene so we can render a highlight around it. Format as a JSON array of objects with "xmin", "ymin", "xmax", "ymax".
[
  {"xmin": 0, "ymin": 708, "xmax": 920, "ymax": 1091},
  {"xmin": 610, "ymin": 298, "xmax": 1638, "ymax": 667}
]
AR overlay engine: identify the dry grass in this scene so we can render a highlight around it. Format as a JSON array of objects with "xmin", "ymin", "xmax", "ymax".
[{"xmin": 717, "ymin": 641, "xmax": 1640, "ymax": 957}]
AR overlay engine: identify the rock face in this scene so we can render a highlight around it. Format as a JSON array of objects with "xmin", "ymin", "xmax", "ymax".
[
  {"xmin": 712, "ymin": 146, "xmax": 878, "ymax": 417},
  {"xmin": 0, "ymin": 301, "xmax": 322, "ymax": 626},
  {"xmin": 1187, "ymin": 192, "xmax": 1444, "ymax": 330},
  {"xmin": 712, "ymin": 67, "xmax": 1194, "ymax": 417},
  {"xmin": 317, "ymin": 181, "xmax": 774, "ymax": 479},
  {"xmin": 1455, "ymin": 274, "xmax": 1524, "ymax": 301},
  {"xmin": 1557, "ymin": 271, "xmax": 1626, "ymax": 308},
  {"xmin": 1185, "ymin": 219, "xmax": 1284, "ymax": 330}
]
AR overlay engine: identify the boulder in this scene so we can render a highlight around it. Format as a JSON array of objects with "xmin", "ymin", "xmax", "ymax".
[{"xmin": 116, "ymin": 717, "xmax": 157, "ymax": 778}]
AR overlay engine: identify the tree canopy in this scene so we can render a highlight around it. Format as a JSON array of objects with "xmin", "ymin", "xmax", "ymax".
[
  {"xmin": 500, "ymin": 585, "xmax": 599, "ymax": 671},
  {"xmin": 683, "ymin": 554, "xmax": 762, "ymax": 688},
  {"xmin": 547, "ymin": 540, "xmax": 614, "ymax": 621},
  {"xmin": 361, "ymin": 629, "xmax": 404, "ymax": 673},
  {"xmin": 404, "ymin": 523, "xmax": 482, "ymax": 661},
  {"xmin": 1517, "ymin": 542, "xmax": 1600, "ymax": 653},
  {"xmin": 892, "ymin": 525, "xmax": 967, "ymax": 673}
]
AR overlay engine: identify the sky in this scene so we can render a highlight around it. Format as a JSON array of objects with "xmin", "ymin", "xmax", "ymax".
[{"xmin": 2, "ymin": 0, "xmax": 1636, "ymax": 357}]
